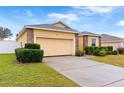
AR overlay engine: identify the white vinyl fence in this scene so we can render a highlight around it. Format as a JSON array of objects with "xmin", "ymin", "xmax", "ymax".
[{"xmin": 0, "ymin": 40, "xmax": 21, "ymax": 54}]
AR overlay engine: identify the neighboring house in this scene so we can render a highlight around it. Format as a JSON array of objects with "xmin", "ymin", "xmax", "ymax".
[
  {"xmin": 16, "ymin": 21, "xmax": 101, "ymax": 56},
  {"xmin": 0, "ymin": 40, "xmax": 20, "ymax": 54},
  {"xmin": 78, "ymin": 31, "xmax": 101, "ymax": 50},
  {"xmin": 101, "ymin": 34, "xmax": 124, "ymax": 50},
  {"xmin": 16, "ymin": 21, "xmax": 79, "ymax": 56}
]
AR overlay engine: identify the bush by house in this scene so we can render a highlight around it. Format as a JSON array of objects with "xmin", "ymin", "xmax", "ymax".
[
  {"xmin": 84, "ymin": 46, "xmax": 118, "ymax": 56},
  {"xmin": 15, "ymin": 43, "xmax": 44, "ymax": 63}
]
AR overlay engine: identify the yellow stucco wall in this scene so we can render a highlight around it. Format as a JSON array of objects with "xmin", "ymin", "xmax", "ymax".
[
  {"xmin": 16, "ymin": 31, "xmax": 27, "ymax": 47},
  {"xmin": 78, "ymin": 36, "xmax": 83, "ymax": 50},
  {"xmin": 78, "ymin": 36, "xmax": 100, "ymax": 50},
  {"xmin": 88, "ymin": 36, "xmax": 99, "ymax": 46},
  {"xmin": 34, "ymin": 29, "xmax": 75, "ymax": 39}
]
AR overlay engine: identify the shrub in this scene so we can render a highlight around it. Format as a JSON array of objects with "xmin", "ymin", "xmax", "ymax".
[
  {"xmin": 98, "ymin": 50, "xmax": 107, "ymax": 56},
  {"xmin": 107, "ymin": 46, "xmax": 113, "ymax": 51},
  {"xmin": 117, "ymin": 47, "xmax": 124, "ymax": 54},
  {"xmin": 93, "ymin": 49, "xmax": 100, "ymax": 56},
  {"xmin": 25, "ymin": 43, "xmax": 40, "ymax": 49},
  {"xmin": 99, "ymin": 46, "xmax": 108, "ymax": 51},
  {"xmin": 76, "ymin": 50, "xmax": 85, "ymax": 56},
  {"xmin": 112, "ymin": 50, "xmax": 118, "ymax": 55},
  {"xmin": 99, "ymin": 46, "xmax": 113, "ymax": 52},
  {"xmin": 93, "ymin": 49, "xmax": 106, "ymax": 56},
  {"xmin": 15, "ymin": 48, "xmax": 44, "ymax": 63},
  {"xmin": 85, "ymin": 46, "xmax": 98, "ymax": 55},
  {"xmin": 85, "ymin": 46, "xmax": 113, "ymax": 56},
  {"xmin": 15, "ymin": 48, "xmax": 23, "ymax": 61},
  {"xmin": 106, "ymin": 51, "xmax": 113, "ymax": 55},
  {"xmin": 84, "ymin": 47, "xmax": 92, "ymax": 55}
]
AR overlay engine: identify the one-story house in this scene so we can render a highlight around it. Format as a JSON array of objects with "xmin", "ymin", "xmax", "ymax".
[
  {"xmin": 101, "ymin": 34, "xmax": 124, "ymax": 50},
  {"xmin": 16, "ymin": 21, "xmax": 101, "ymax": 56}
]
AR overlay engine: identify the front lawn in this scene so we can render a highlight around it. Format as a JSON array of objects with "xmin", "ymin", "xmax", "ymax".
[
  {"xmin": 0, "ymin": 54, "xmax": 78, "ymax": 87},
  {"xmin": 89, "ymin": 55, "xmax": 124, "ymax": 68}
]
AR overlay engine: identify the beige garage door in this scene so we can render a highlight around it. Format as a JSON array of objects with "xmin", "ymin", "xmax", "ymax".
[{"xmin": 36, "ymin": 37, "xmax": 74, "ymax": 56}]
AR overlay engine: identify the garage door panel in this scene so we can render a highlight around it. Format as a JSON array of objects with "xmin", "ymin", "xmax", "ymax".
[{"xmin": 36, "ymin": 37, "xmax": 73, "ymax": 56}]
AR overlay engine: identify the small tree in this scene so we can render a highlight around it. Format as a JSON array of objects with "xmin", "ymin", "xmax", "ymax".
[{"xmin": 0, "ymin": 27, "xmax": 12, "ymax": 40}]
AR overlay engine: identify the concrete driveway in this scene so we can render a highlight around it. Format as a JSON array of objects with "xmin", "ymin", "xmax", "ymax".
[{"xmin": 44, "ymin": 56, "xmax": 124, "ymax": 87}]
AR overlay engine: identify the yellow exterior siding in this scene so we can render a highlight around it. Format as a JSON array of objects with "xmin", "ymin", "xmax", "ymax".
[
  {"xmin": 78, "ymin": 36, "xmax": 83, "ymax": 50},
  {"xmin": 88, "ymin": 36, "xmax": 99, "ymax": 46},
  {"xmin": 34, "ymin": 29, "xmax": 75, "ymax": 40},
  {"xmin": 78, "ymin": 36, "xmax": 100, "ymax": 50},
  {"xmin": 16, "ymin": 31, "xmax": 27, "ymax": 47}
]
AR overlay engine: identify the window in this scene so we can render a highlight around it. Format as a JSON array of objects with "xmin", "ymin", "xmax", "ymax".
[{"xmin": 92, "ymin": 39, "xmax": 96, "ymax": 46}]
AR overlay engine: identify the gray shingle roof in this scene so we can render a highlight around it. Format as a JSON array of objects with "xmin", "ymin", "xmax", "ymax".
[
  {"xmin": 79, "ymin": 31, "xmax": 101, "ymax": 36},
  {"xmin": 25, "ymin": 22, "xmax": 79, "ymax": 33},
  {"xmin": 101, "ymin": 34, "xmax": 124, "ymax": 42}
]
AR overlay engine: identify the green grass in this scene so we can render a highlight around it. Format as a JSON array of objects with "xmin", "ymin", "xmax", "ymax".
[
  {"xmin": 0, "ymin": 54, "xmax": 78, "ymax": 87},
  {"xmin": 89, "ymin": 55, "xmax": 124, "ymax": 68}
]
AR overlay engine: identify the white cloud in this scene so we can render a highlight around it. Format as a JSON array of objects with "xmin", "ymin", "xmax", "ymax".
[
  {"xmin": 48, "ymin": 13, "xmax": 79, "ymax": 22},
  {"xmin": 116, "ymin": 20, "xmax": 124, "ymax": 26},
  {"xmin": 24, "ymin": 10, "xmax": 33, "ymax": 17},
  {"xmin": 72, "ymin": 6, "xmax": 114, "ymax": 14},
  {"xmin": 86, "ymin": 7, "xmax": 113, "ymax": 14}
]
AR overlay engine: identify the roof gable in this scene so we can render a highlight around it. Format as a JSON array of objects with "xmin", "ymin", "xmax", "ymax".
[
  {"xmin": 52, "ymin": 21, "xmax": 71, "ymax": 29},
  {"xmin": 24, "ymin": 21, "xmax": 78, "ymax": 33}
]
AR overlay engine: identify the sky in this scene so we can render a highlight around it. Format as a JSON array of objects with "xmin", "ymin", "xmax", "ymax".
[{"xmin": 0, "ymin": 6, "xmax": 124, "ymax": 40}]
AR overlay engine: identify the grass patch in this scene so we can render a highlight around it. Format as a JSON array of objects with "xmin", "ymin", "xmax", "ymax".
[
  {"xmin": 0, "ymin": 54, "xmax": 78, "ymax": 87},
  {"xmin": 89, "ymin": 55, "xmax": 124, "ymax": 68}
]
